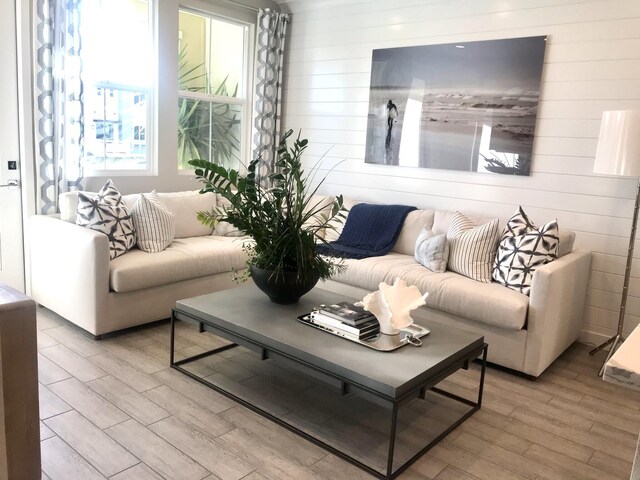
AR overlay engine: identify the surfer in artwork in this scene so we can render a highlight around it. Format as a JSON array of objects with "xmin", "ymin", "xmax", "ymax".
[{"xmin": 385, "ymin": 99, "xmax": 398, "ymax": 150}]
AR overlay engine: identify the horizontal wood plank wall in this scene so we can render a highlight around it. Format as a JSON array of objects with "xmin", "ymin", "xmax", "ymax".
[{"xmin": 276, "ymin": 0, "xmax": 640, "ymax": 344}]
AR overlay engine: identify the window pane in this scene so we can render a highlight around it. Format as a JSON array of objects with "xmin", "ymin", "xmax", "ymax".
[
  {"xmin": 179, "ymin": 10, "xmax": 245, "ymax": 97},
  {"xmin": 82, "ymin": 0, "xmax": 151, "ymax": 171},
  {"xmin": 178, "ymin": 97, "xmax": 241, "ymax": 170}
]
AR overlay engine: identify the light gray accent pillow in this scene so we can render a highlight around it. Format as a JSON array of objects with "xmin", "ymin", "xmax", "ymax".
[{"xmin": 414, "ymin": 227, "xmax": 449, "ymax": 273}]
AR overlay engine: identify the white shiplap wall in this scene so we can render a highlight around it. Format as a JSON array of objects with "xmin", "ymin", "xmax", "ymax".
[{"xmin": 277, "ymin": 0, "xmax": 640, "ymax": 344}]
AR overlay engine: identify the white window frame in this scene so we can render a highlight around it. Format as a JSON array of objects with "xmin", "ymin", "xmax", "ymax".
[
  {"xmin": 177, "ymin": 1, "xmax": 255, "ymax": 175},
  {"xmin": 83, "ymin": 0, "xmax": 156, "ymax": 177}
]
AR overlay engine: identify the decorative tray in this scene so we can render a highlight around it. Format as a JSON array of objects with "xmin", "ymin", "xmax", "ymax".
[{"xmin": 297, "ymin": 314, "xmax": 430, "ymax": 352}]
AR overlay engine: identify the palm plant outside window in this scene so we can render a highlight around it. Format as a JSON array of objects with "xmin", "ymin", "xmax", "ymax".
[{"xmin": 178, "ymin": 10, "xmax": 250, "ymax": 171}]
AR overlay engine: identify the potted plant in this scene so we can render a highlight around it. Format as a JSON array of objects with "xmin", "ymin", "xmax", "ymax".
[{"xmin": 189, "ymin": 130, "xmax": 345, "ymax": 304}]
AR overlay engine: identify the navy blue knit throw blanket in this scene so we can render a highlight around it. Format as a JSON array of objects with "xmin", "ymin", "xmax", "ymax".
[{"xmin": 318, "ymin": 203, "xmax": 416, "ymax": 259}]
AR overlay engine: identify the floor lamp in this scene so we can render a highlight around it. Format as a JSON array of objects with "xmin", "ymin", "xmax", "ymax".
[{"xmin": 590, "ymin": 110, "xmax": 640, "ymax": 376}]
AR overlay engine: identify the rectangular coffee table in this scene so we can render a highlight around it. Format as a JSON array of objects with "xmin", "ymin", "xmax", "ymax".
[{"xmin": 171, "ymin": 284, "xmax": 487, "ymax": 480}]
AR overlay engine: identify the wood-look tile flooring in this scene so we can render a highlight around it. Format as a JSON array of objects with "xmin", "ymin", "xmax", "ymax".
[{"xmin": 36, "ymin": 306, "xmax": 639, "ymax": 480}]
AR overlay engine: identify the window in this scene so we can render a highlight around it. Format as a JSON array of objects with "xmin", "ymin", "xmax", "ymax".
[
  {"xmin": 133, "ymin": 126, "xmax": 146, "ymax": 141},
  {"xmin": 95, "ymin": 121, "xmax": 114, "ymax": 141},
  {"xmin": 177, "ymin": 9, "xmax": 250, "ymax": 171},
  {"xmin": 81, "ymin": 0, "xmax": 153, "ymax": 174}
]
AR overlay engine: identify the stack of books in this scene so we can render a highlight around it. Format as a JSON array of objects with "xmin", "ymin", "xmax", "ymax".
[{"xmin": 309, "ymin": 302, "xmax": 380, "ymax": 341}]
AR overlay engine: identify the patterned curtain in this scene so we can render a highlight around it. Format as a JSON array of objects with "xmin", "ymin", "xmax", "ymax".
[
  {"xmin": 252, "ymin": 9, "xmax": 290, "ymax": 181},
  {"xmin": 35, "ymin": 0, "xmax": 85, "ymax": 214}
]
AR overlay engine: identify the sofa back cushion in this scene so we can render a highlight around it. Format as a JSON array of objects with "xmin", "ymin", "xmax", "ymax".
[
  {"xmin": 432, "ymin": 210, "xmax": 496, "ymax": 235},
  {"xmin": 392, "ymin": 210, "xmax": 435, "ymax": 255},
  {"xmin": 558, "ymin": 230, "xmax": 575, "ymax": 257},
  {"xmin": 432, "ymin": 209, "xmax": 575, "ymax": 258},
  {"xmin": 304, "ymin": 195, "xmax": 335, "ymax": 239},
  {"xmin": 60, "ymin": 191, "xmax": 138, "ymax": 222},
  {"xmin": 60, "ymin": 190, "xmax": 215, "ymax": 238},
  {"xmin": 59, "ymin": 191, "xmax": 90, "ymax": 222},
  {"xmin": 156, "ymin": 191, "xmax": 215, "ymax": 238},
  {"xmin": 324, "ymin": 197, "xmax": 362, "ymax": 242}
]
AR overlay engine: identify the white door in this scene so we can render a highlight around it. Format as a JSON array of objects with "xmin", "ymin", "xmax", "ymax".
[{"xmin": 0, "ymin": 0, "xmax": 26, "ymax": 292}]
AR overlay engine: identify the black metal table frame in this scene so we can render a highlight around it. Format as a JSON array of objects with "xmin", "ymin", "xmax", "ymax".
[{"xmin": 170, "ymin": 308, "xmax": 487, "ymax": 480}]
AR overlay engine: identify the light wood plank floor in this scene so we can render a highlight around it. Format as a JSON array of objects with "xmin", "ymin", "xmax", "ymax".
[{"xmin": 36, "ymin": 307, "xmax": 639, "ymax": 480}]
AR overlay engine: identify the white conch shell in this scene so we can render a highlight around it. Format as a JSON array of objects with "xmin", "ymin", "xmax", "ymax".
[{"xmin": 356, "ymin": 278, "xmax": 429, "ymax": 335}]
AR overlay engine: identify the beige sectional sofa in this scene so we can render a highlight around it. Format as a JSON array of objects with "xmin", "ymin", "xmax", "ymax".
[{"xmin": 29, "ymin": 191, "xmax": 591, "ymax": 377}]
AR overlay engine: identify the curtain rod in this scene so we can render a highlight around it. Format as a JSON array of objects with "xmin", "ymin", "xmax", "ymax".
[{"xmin": 218, "ymin": 0, "xmax": 260, "ymax": 13}]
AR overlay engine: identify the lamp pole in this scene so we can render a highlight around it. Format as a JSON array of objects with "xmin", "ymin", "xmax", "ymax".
[{"xmin": 590, "ymin": 176, "xmax": 640, "ymax": 376}]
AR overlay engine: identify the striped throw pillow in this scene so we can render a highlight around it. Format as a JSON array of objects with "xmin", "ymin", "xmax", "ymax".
[
  {"xmin": 131, "ymin": 191, "xmax": 175, "ymax": 253},
  {"xmin": 447, "ymin": 212, "xmax": 500, "ymax": 283}
]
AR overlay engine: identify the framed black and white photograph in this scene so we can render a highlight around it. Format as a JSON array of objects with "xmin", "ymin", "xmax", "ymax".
[{"xmin": 365, "ymin": 36, "xmax": 547, "ymax": 176}]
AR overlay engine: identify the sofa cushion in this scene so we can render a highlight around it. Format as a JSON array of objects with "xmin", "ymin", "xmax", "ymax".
[
  {"xmin": 59, "ymin": 191, "xmax": 81, "ymax": 222},
  {"xmin": 304, "ymin": 195, "xmax": 335, "ymax": 238},
  {"xmin": 59, "ymin": 190, "xmax": 211, "ymax": 236},
  {"xmin": 433, "ymin": 210, "xmax": 496, "ymax": 235},
  {"xmin": 392, "ymin": 209, "xmax": 435, "ymax": 255},
  {"xmin": 211, "ymin": 195, "xmax": 245, "ymax": 237},
  {"xmin": 110, "ymin": 236, "xmax": 247, "ymax": 293},
  {"xmin": 558, "ymin": 230, "xmax": 575, "ymax": 257},
  {"xmin": 331, "ymin": 253, "xmax": 528, "ymax": 330},
  {"xmin": 156, "ymin": 191, "xmax": 215, "ymax": 238},
  {"xmin": 432, "ymin": 208, "xmax": 575, "ymax": 257},
  {"xmin": 60, "ymin": 190, "xmax": 138, "ymax": 223}
]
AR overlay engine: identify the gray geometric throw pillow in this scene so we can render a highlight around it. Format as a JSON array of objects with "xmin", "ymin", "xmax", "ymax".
[
  {"xmin": 76, "ymin": 181, "xmax": 136, "ymax": 260},
  {"xmin": 492, "ymin": 206, "xmax": 559, "ymax": 295}
]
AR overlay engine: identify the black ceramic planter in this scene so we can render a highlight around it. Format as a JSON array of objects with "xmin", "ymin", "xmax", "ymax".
[{"xmin": 250, "ymin": 266, "xmax": 320, "ymax": 304}]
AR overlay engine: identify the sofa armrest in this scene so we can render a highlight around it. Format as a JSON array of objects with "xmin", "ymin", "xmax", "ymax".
[
  {"xmin": 30, "ymin": 215, "xmax": 110, "ymax": 335},
  {"xmin": 524, "ymin": 249, "xmax": 592, "ymax": 376}
]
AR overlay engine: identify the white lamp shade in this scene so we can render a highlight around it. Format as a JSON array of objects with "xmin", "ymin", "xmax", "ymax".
[{"xmin": 594, "ymin": 110, "xmax": 640, "ymax": 176}]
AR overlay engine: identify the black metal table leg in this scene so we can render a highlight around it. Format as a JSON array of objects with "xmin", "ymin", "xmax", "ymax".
[
  {"xmin": 170, "ymin": 310, "xmax": 176, "ymax": 366},
  {"xmin": 478, "ymin": 344, "xmax": 488, "ymax": 407},
  {"xmin": 170, "ymin": 310, "xmax": 488, "ymax": 480},
  {"xmin": 386, "ymin": 402, "xmax": 399, "ymax": 479}
]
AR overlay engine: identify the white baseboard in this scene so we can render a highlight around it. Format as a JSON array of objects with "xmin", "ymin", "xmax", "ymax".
[{"xmin": 579, "ymin": 329, "xmax": 611, "ymax": 348}]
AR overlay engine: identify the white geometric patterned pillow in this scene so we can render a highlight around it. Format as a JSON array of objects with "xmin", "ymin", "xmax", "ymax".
[
  {"xmin": 131, "ymin": 191, "xmax": 175, "ymax": 253},
  {"xmin": 447, "ymin": 212, "xmax": 500, "ymax": 283},
  {"xmin": 492, "ymin": 207, "xmax": 559, "ymax": 295},
  {"xmin": 76, "ymin": 181, "xmax": 136, "ymax": 260},
  {"xmin": 94, "ymin": 179, "xmax": 122, "ymax": 206}
]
